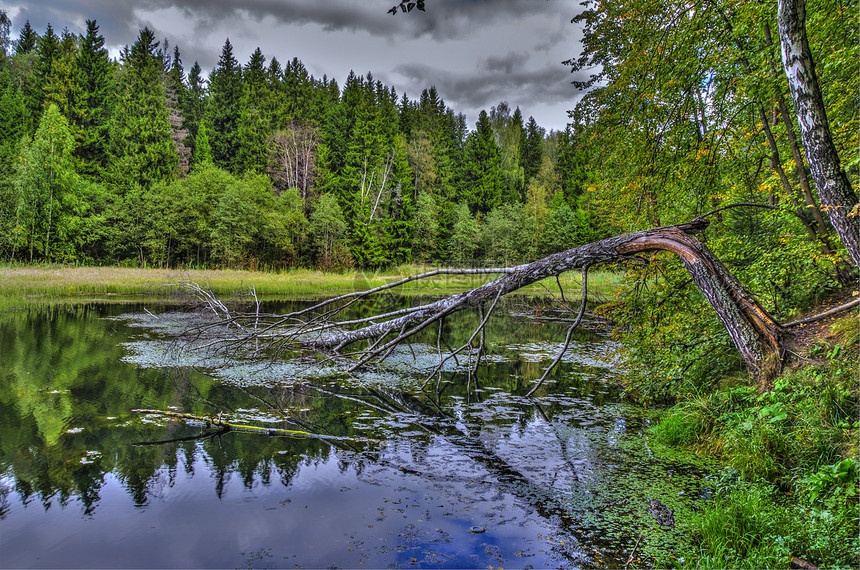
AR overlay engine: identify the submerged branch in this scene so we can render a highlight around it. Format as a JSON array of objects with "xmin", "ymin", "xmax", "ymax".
[
  {"xmin": 132, "ymin": 409, "xmax": 379, "ymax": 443},
  {"xmin": 525, "ymin": 264, "xmax": 591, "ymax": 397}
]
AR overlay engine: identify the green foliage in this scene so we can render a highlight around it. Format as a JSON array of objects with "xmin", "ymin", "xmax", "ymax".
[
  {"xmin": 193, "ymin": 122, "xmax": 212, "ymax": 165},
  {"xmin": 448, "ymin": 202, "xmax": 478, "ymax": 265},
  {"xmin": 650, "ymin": 328, "xmax": 859, "ymax": 568},
  {"xmin": 684, "ymin": 477, "xmax": 794, "ymax": 569},
  {"xmin": 801, "ymin": 457, "xmax": 859, "ymax": 510},
  {"xmin": 412, "ymin": 191, "xmax": 439, "ymax": 262},
  {"xmin": 107, "ymin": 28, "xmax": 176, "ymax": 191},
  {"xmin": 14, "ymin": 20, "xmax": 38, "ymax": 55},
  {"xmin": 207, "ymin": 38, "xmax": 243, "ymax": 173},
  {"xmin": 309, "ymin": 193, "xmax": 351, "ymax": 271},
  {"xmin": 682, "ymin": 473, "xmax": 858, "ymax": 570},
  {"xmin": 480, "ymin": 203, "xmax": 532, "ymax": 266},
  {"xmin": 460, "ymin": 110, "xmax": 505, "ymax": 214},
  {"xmin": 11, "ymin": 104, "xmax": 77, "ymax": 261},
  {"xmin": 210, "ymin": 173, "xmax": 309, "ymax": 268},
  {"xmin": 522, "ymin": 115, "xmax": 545, "ymax": 186},
  {"xmin": 541, "ymin": 192, "xmax": 579, "ymax": 253},
  {"xmin": 74, "ymin": 20, "xmax": 113, "ymax": 179}
]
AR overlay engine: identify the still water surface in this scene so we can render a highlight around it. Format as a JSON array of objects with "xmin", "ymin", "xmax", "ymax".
[{"xmin": 1, "ymin": 299, "xmax": 713, "ymax": 568}]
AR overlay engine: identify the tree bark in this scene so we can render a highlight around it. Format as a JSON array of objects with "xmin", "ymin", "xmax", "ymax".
[
  {"xmin": 763, "ymin": 23, "xmax": 831, "ymax": 240},
  {"xmin": 312, "ymin": 219, "xmax": 784, "ymax": 381},
  {"xmin": 778, "ymin": 0, "xmax": 860, "ymax": 268}
]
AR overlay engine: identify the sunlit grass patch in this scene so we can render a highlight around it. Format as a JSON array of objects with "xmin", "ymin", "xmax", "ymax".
[{"xmin": 0, "ymin": 263, "xmax": 624, "ymax": 310}]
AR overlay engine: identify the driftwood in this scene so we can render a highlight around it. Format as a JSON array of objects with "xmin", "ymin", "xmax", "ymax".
[{"xmin": 782, "ymin": 297, "xmax": 859, "ymax": 328}]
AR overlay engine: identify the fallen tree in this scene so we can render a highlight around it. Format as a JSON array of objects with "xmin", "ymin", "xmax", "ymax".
[
  {"xmin": 182, "ymin": 207, "xmax": 858, "ymax": 391},
  {"xmin": 305, "ymin": 216, "xmax": 785, "ymax": 380}
]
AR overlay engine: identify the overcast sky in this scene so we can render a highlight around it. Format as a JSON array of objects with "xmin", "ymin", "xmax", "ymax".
[{"xmin": 5, "ymin": 0, "xmax": 590, "ymax": 132}]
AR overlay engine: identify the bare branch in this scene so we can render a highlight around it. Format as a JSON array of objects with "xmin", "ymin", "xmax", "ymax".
[
  {"xmin": 526, "ymin": 265, "xmax": 591, "ymax": 397},
  {"xmin": 782, "ymin": 297, "xmax": 859, "ymax": 327}
]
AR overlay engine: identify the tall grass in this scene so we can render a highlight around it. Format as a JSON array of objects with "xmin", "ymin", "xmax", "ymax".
[{"xmin": 0, "ymin": 264, "xmax": 623, "ymax": 310}]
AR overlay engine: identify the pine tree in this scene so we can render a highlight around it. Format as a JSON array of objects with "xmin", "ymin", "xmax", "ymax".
[
  {"xmin": 75, "ymin": 20, "xmax": 113, "ymax": 178},
  {"xmin": 43, "ymin": 29, "xmax": 83, "ymax": 124},
  {"xmin": 399, "ymin": 92, "xmax": 417, "ymax": 137},
  {"xmin": 0, "ymin": 76, "xmax": 29, "ymax": 255},
  {"xmin": 461, "ymin": 110, "xmax": 505, "ymax": 214},
  {"xmin": 238, "ymin": 47, "xmax": 269, "ymax": 173},
  {"xmin": 207, "ymin": 38, "xmax": 243, "ymax": 173},
  {"xmin": 512, "ymin": 107, "xmax": 526, "ymax": 195},
  {"xmin": 522, "ymin": 116, "xmax": 545, "ymax": 184},
  {"xmin": 107, "ymin": 27, "xmax": 177, "ymax": 190},
  {"xmin": 0, "ymin": 75, "xmax": 27, "ymax": 150},
  {"xmin": 553, "ymin": 125, "xmax": 587, "ymax": 203},
  {"xmin": 14, "ymin": 21, "xmax": 38, "ymax": 55},
  {"xmin": 264, "ymin": 57, "xmax": 286, "ymax": 129},
  {"xmin": 28, "ymin": 23, "xmax": 58, "ymax": 123},
  {"xmin": 283, "ymin": 57, "xmax": 313, "ymax": 121},
  {"xmin": 384, "ymin": 134, "xmax": 414, "ymax": 264}
]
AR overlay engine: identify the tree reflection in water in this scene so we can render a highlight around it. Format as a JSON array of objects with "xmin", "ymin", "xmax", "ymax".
[{"xmin": 0, "ymin": 300, "xmax": 713, "ymax": 568}]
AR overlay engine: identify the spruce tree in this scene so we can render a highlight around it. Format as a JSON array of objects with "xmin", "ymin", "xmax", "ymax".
[
  {"xmin": 43, "ymin": 29, "xmax": 84, "ymax": 124},
  {"xmin": 461, "ymin": 110, "xmax": 505, "ymax": 214},
  {"xmin": 522, "ymin": 116, "xmax": 545, "ymax": 184},
  {"xmin": 28, "ymin": 23, "xmax": 58, "ymax": 123},
  {"xmin": 207, "ymin": 38, "xmax": 243, "ymax": 173},
  {"xmin": 75, "ymin": 20, "xmax": 113, "ymax": 178},
  {"xmin": 238, "ymin": 47, "xmax": 269, "ymax": 173},
  {"xmin": 14, "ymin": 21, "xmax": 38, "ymax": 55},
  {"xmin": 107, "ymin": 27, "xmax": 177, "ymax": 190}
]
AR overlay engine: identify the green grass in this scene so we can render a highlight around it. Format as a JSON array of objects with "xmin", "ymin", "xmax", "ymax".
[
  {"xmin": 647, "ymin": 314, "xmax": 860, "ymax": 569},
  {"xmin": 0, "ymin": 263, "xmax": 624, "ymax": 310}
]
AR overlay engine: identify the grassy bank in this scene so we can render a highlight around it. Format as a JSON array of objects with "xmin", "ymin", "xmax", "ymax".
[
  {"xmin": 647, "ymin": 314, "xmax": 859, "ymax": 569},
  {"xmin": 0, "ymin": 264, "xmax": 624, "ymax": 310}
]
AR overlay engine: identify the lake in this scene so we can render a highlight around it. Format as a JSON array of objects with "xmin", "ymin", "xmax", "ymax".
[{"xmin": 0, "ymin": 298, "xmax": 713, "ymax": 568}]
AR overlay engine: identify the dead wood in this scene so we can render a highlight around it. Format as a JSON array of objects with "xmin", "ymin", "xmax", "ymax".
[{"xmin": 187, "ymin": 215, "xmax": 794, "ymax": 387}]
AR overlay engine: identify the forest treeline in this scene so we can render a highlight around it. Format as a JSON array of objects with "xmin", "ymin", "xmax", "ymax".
[
  {"xmin": 0, "ymin": 3, "xmax": 855, "ymax": 317},
  {"xmin": 0, "ymin": 15, "xmax": 602, "ymax": 270}
]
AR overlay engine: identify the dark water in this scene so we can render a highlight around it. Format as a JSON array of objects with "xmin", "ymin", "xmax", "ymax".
[{"xmin": 0, "ymin": 299, "xmax": 714, "ymax": 569}]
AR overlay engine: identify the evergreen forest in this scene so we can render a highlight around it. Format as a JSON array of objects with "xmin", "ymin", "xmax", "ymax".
[
  {"xmin": 0, "ymin": 16, "xmax": 598, "ymax": 271},
  {"xmin": 0, "ymin": 5, "xmax": 855, "ymax": 281}
]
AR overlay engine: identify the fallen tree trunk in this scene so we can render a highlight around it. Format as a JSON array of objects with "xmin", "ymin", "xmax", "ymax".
[{"xmin": 306, "ymin": 217, "xmax": 785, "ymax": 381}]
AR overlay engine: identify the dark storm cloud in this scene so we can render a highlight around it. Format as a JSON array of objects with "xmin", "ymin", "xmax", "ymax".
[
  {"xmin": 9, "ymin": 0, "xmax": 572, "ymax": 44},
  {"xmin": 483, "ymin": 51, "xmax": 531, "ymax": 75},
  {"xmin": 393, "ymin": 60, "xmax": 589, "ymax": 122}
]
